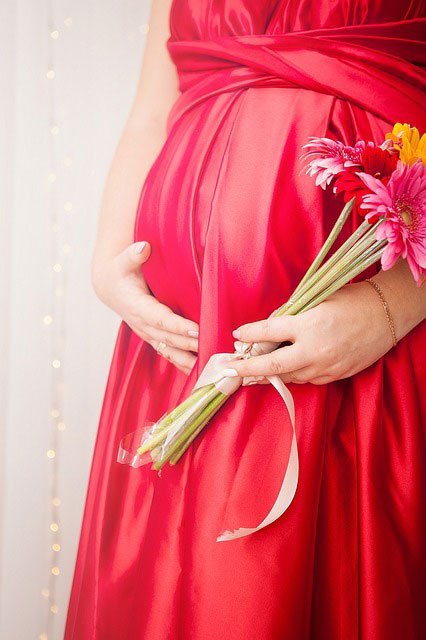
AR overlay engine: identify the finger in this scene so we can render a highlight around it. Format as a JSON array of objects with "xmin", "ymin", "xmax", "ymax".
[
  {"xmin": 279, "ymin": 369, "xmax": 313, "ymax": 384},
  {"xmin": 176, "ymin": 366, "xmax": 193, "ymax": 376},
  {"xmin": 309, "ymin": 375, "xmax": 333, "ymax": 385},
  {"xmin": 128, "ymin": 330, "xmax": 196, "ymax": 376},
  {"xmin": 153, "ymin": 341, "xmax": 197, "ymax": 371},
  {"xmin": 145, "ymin": 325, "xmax": 198, "ymax": 352},
  {"xmin": 232, "ymin": 315, "xmax": 298, "ymax": 344},
  {"xmin": 118, "ymin": 240, "xmax": 151, "ymax": 272},
  {"xmin": 220, "ymin": 345, "xmax": 309, "ymax": 379},
  {"xmin": 242, "ymin": 375, "xmax": 267, "ymax": 386},
  {"xmin": 147, "ymin": 338, "xmax": 192, "ymax": 375},
  {"xmin": 164, "ymin": 358, "xmax": 192, "ymax": 376},
  {"xmin": 141, "ymin": 297, "xmax": 199, "ymax": 338}
]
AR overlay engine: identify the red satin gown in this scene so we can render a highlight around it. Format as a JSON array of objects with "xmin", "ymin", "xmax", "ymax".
[{"xmin": 64, "ymin": 2, "xmax": 426, "ymax": 638}]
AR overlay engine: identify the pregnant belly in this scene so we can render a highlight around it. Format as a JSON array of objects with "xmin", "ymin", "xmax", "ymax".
[{"xmin": 133, "ymin": 86, "xmax": 358, "ymax": 340}]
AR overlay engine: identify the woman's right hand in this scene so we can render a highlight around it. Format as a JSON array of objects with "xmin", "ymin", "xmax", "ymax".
[{"xmin": 91, "ymin": 241, "xmax": 199, "ymax": 375}]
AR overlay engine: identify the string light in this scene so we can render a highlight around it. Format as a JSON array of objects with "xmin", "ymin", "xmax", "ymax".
[
  {"xmin": 40, "ymin": 6, "xmax": 73, "ymax": 638},
  {"xmin": 38, "ymin": 9, "xmax": 150, "ymax": 637}
]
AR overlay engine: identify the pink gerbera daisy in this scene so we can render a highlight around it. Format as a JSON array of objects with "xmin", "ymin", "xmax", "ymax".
[
  {"xmin": 357, "ymin": 160, "xmax": 426, "ymax": 284},
  {"xmin": 300, "ymin": 137, "xmax": 373, "ymax": 189}
]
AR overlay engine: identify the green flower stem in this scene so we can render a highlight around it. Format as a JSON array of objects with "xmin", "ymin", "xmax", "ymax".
[
  {"xmin": 291, "ymin": 197, "xmax": 355, "ymax": 295},
  {"xmin": 152, "ymin": 385, "xmax": 210, "ymax": 432},
  {"xmin": 296, "ymin": 241, "xmax": 387, "ymax": 313},
  {"xmin": 309, "ymin": 221, "xmax": 380, "ymax": 290},
  {"xmin": 276, "ymin": 220, "xmax": 373, "ymax": 316},
  {"xmin": 329, "ymin": 218, "xmax": 381, "ymax": 265},
  {"xmin": 282, "ymin": 221, "xmax": 382, "ymax": 316},
  {"xmin": 152, "ymin": 385, "xmax": 220, "ymax": 454},
  {"xmin": 273, "ymin": 198, "xmax": 356, "ymax": 317},
  {"xmin": 137, "ymin": 385, "xmax": 215, "ymax": 454},
  {"xmin": 152, "ymin": 390, "xmax": 227, "ymax": 470},
  {"xmin": 168, "ymin": 393, "xmax": 229, "ymax": 465}
]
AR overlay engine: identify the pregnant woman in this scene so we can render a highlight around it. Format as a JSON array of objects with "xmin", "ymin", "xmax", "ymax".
[{"xmin": 64, "ymin": 1, "xmax": 426, "ymax": 638}]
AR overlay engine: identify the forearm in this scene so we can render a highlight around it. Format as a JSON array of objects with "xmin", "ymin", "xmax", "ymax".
[
  {"xmin": 91, "ymin": 0, "xmax": 178, "ymax": 288},
  {"xmin": 372, "ymin": 258, "xmax": 426, "ymax": 342},
  {"xmin": 91, "ymin": 115, "xmax": 167, "ymax": 283}
]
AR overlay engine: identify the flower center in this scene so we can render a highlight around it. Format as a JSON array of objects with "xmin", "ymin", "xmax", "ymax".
[
  {"xmin": 401, "ymin": 209, "xmax": 412, "ymax": 226},
  {"xmin": 395, "ymin": 195, "xmax": 420, "ymax": 232}
]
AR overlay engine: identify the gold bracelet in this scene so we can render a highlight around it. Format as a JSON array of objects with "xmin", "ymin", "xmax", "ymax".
[{"xmin": 365, "ymin": 278, "xmax": 398, "ymax": 347}]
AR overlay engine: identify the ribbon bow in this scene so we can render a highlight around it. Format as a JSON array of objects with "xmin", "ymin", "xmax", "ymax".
[{"xmin": 193, "ymin": 339, "xmax": 298, "ymax": 542}]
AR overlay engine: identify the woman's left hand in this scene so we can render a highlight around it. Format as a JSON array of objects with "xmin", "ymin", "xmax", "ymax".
[{"xmin": 223, "ymin": 281, "xmax": 396, "ymax": 385}]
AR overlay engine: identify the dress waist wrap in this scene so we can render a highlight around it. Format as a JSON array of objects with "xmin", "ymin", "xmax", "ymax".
[{"xmin": 166, "ymin": 18, "xmax": 426, "ymax": 128}]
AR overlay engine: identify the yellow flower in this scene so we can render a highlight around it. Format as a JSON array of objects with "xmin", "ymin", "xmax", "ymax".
[{"xmin": 385, "ymin": 123, "xmax": 426, "ymax": 166}]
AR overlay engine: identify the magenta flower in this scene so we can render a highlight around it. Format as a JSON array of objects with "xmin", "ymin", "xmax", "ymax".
[
  {"xmin": 301, "ymin": 137, "xmax": 372, "ymax": 189},
  {"xmin": 358, "ymin": 160, "xmax": 426, "ymax": 284}
]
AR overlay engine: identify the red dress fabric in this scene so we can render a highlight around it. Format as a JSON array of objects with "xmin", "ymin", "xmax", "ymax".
[{"xmin": 64, "ymin": 2, "xmax": 426, "ymax": 638}]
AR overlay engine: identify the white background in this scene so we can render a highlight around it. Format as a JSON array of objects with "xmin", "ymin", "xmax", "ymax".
[{"xmin": 0, "ymin": 1, "xmax": 151, "ymax": 637}]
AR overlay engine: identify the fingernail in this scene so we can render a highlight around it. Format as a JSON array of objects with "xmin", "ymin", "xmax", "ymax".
[
  {"xmin": 134, "ymin": 241, "xmax": 146, "ymax": 254},
  {"xmin": 221, "ymin": 368, "xmax": 239, "ymax": 377},
  {"xmin": 187, "ymin": 329, "xmax": 199, "ymax": 338},
  {"xmin": 232, "ymin": 328, "xmax": 241, "ymax": 339}
]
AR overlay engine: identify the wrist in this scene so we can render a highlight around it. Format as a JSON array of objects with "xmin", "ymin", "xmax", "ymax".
[
  {"xmin": 364, "ymin": 278, "xmax": 398, "ymax": 348},
  {"xmin": 373, "ymin": 259, "xmax": 426, "ymax": 341}
]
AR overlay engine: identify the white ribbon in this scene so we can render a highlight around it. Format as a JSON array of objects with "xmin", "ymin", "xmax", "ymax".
[{"xmin": 193, "ymin": 340, "xmax": 299, "ymax": 542}]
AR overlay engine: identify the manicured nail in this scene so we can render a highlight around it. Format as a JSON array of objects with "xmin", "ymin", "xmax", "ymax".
[
  {"xmin": 221, "ymin": 368, "xmax": 239, "ymax": 377},
  {"xmin": 232, "ymin": 328, "xmax": 241, "ymax": 339},
  {"xmin": 187, "ymin": 329, "xmax": 199, "ymax": 338},
  {"xmin": 134, "ymin": 241, "xmax": 146, "ymax": 254}
]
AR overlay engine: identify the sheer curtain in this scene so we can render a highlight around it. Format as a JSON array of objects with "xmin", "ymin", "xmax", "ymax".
[{"xmin": 0, "ymin": 1, "xmax": 151, "ymax": 637}]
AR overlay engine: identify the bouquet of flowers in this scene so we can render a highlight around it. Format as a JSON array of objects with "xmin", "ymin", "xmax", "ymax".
[{"xmin": 117, "ymin": 122, "xmax": 425, "ymax": 541}]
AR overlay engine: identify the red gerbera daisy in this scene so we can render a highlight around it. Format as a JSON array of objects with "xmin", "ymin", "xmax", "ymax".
[{"xmin": 334, "ymin": 146, "xmax": 398, "ymax": 217}]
